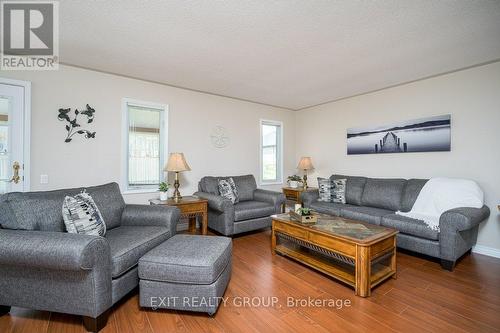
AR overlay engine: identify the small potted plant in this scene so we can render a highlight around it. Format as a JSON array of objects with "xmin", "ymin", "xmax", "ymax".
[
  {"xmin": 296, "ymin": 207, "xmax": 312, "ymax": 216},
  {"xmin": 290, "ymin": 207, "xmax": 317, "ymax": 224},
  {"xmin": 287, "ymin": 175, "xmax": 303, "ymax": 188},
  {"xmin": 159, "ymin": 182, "xmax": 170, "ymax": 201}
]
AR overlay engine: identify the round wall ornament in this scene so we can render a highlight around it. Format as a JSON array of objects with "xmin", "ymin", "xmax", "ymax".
[{"xmin": 210, "ymin": 126, "xmax": 230, "ymax": 148}]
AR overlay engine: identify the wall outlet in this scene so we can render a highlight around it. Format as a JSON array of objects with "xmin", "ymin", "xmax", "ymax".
[{"xmin": 40, "ymin": 174, "xmax": 49, "ymax": 184}]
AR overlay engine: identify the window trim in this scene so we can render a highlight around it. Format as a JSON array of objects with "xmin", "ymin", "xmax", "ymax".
[
  {"xmin": 259, "ymin": 119, "xmax": 283, "ymax": 186},
  {"xmin": 121, "ymin": 98, "xmax": 168, "ymax": 194}
]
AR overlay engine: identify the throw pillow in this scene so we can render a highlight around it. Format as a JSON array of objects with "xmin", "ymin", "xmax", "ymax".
[
  {"xmin": 62, "ymin": 191, "xmax": 106, "ymax": 236},
  {"xmin": 218, "ymin": 178, "xmax": 239, "ymax": 204},
  {"xmin": 331, "ymin": 178, "xmax": 347, "ymax": 204},
  {"xmin": 317, "ymin": 177, "xmax": 347, "ymax": 204},
  {"xmin": 318, "ymin": 177, "xmax": 335, "ymax": 202}
]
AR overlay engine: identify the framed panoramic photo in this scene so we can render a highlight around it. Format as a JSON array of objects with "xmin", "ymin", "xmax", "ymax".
[{"xmin": 347, "ymin": 114, "xmax": 451, "ymax": 155}]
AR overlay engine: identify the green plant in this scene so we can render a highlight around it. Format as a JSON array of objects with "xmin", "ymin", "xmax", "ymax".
[
  {"xmin": 159, "ymin": 182, "xmax": 170, "ymax": 192},
  {"xmin": 297, "ymin": 207, "xmax": 312, "ymax": 216},
  {"xmin": 287, "ymin": 175, "xmax": 302, "ymax": 182}
]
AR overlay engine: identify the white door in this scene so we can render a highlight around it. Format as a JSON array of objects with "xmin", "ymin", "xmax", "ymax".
[{"xmin": 0, "ymin": 80, "xmax": 30, "ymax": 194}]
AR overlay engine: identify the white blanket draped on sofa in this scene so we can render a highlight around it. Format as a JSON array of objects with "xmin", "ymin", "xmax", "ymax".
[{"xmin": 396, "ymin": 177, "xmax": 484, "ymax": 231}]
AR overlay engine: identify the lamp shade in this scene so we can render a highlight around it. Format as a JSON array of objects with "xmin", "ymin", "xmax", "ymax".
[
  {"xmin": 297, "ymin": 157, "xmax": 314, "ymax": 170},
  {"xmin": 165, "ymin": 153, "xmax": 191, "ymax": 172}
]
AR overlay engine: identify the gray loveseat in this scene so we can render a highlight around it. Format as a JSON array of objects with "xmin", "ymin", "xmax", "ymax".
[
  {"xmin": 301, "ymin": 175, "xmax": 490, "ymax": 271},
  {"xmin": 194, "ymin": 175, "xmax": 285, "ymax": 236},
  {"xmin": 0, "ymin": 182, "xmax": 180, "ymax": 332}
]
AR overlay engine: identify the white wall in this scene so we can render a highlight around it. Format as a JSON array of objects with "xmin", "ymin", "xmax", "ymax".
[
  {"xmin": 295, "ymin": 61, "xmax": 500, "ymax": 252},
  {"xmin": 0, "ymin": 65, "xmax": 296, "ymax": 203},
  {"xmin": 2, "ymin": 61, "xmax": 499, "ymax": 253}
]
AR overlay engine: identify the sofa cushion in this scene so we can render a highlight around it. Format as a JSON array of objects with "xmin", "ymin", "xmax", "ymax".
[
  {"xmin": 340, "ymin": 206, "xmax": 394, "ymax": 225},
  {"xmin": 139, "ymin": 234, "xmax": 232, "ymax": 285},
  {"xmin": 234, "ymin": 200, "xmax": 275, "ymax": 221},
  {"xmin": 309, "ymin": 201, "xmax": 354, "ymax": 216},
  {"xmin": 330, "ymin": 175, "xmax": 367, "ymax": 205},
  {"xmin": 381, "ymin": 214, "xmax": 438, "ymax": 240},
  {"xmin": 0, "ymin": 196, "xmax": 19, "ymax": 230},
  {"xmin": 232, "ymin": 175, "xmax": 257, "ymax": 201},
  {"xmin": 85, "ymin": 183, "xmax": 126, "ymax": 230},
  {"xmin": 400, "ymin": 179, "xmax": 428, "ymax": 212},
  {"xmin": 361, "ymin": 178, "xmax": 406, "ymax": 211},
  {"xmin": 106, "ymin": 226, "xmax": 170, "ymax": 278},
  {"xmin": 1, "ymin": 182, "xmax": 125, "ymax": 231},
  {"xmin": 5, "ymin": 187, "xmax": 83, "ymax": 231},
  {"xmin": 199, "ymin": 176, "xmax": 220, "ymax": 195}
]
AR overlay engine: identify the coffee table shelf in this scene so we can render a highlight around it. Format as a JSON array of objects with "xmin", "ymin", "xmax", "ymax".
[
  {"xmin": 275, "ymin": 244, "xmax": 356, "ymax": 286},
  {"xmin": 271, "ymin": 213, "xmax": 398, "ymax": 297}
]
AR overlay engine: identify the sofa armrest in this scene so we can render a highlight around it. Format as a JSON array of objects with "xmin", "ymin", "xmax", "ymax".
[
  {"xmin": 301, "ymin": 190, "xmax": 319, "ymax": 207},
  {"xmin": 0, "ymin": 229, "xmax": 109, "ymax": 271},
  {"xmin": 121, "ymin": 204, "xmax": 180, "ymax": 236},
  {"xmin": 254, "ymin": 189, "xmax": 285, "ymax": 212},
  {"xmin": 439, "ymin": 206, "xmax": 490, "ymax": 232},
  {"xmin": 194, "ymin": 191, "xmax": 233, "ymax": 213}
]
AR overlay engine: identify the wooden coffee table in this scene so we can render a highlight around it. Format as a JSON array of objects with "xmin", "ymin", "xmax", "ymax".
[{"xmin": 271, "ymin": 213, "xmax": 398, "ymax": 297}]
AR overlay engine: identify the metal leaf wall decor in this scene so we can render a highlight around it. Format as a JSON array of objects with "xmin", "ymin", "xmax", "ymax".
[{"xmin": 58, "ymin": 104, "xmax": 96, "ymax": 143}]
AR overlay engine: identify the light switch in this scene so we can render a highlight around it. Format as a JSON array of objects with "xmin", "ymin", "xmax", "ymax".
[{"xmin": 40, "ymin": 174, "xmax": 49, "ymax": 184}]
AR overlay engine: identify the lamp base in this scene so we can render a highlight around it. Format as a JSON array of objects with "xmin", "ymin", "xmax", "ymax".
[
  {"xmin": 172, "ymin": 192, "xmax": 182, "ymax": 202},
  {"xmin": 172, "ymin": 172, "xmax": 182, "ymax": 202},
  {"xmin": 303, "ymin": 172, "xmax": 308, "ymax": 189}
]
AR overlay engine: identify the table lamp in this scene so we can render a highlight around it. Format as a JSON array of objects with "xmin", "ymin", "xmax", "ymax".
[
  {"xmin": 165, "ymin": 152, "xmax": 191, "ymax": 202},
  {"xmin": 297, "ymin": 157, "xmax": 314, "ymax": 189}
]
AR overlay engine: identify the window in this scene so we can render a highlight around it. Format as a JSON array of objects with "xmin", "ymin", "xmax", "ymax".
[
  {"xmin": 260, "ymin": 119, "xmax": 283, "ymax": 184},
  {"xmin": 122, "ymin": 99, "xmax": 167, "ymax": 192}
]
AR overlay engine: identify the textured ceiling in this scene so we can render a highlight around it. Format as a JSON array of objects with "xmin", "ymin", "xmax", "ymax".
[{"xmin": 60, "ymin": 1, "xmax": 500, "ymax": 110}]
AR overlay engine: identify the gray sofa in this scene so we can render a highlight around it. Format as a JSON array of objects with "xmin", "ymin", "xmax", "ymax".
[
  {"xmin": 0, "ymin": 182, "xmax": 180, "ymax": 332},
  {"xmin": 301, "ymin": 175, "xmax": 490, "ymax": 271},
  {"xmin": 194, "ymin": 175, "xmax": 285, "ymax": 236}
]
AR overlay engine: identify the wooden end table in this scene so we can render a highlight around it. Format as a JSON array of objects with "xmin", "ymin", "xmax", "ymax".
[
  {"xmin": 282, "ymin": 186, "xmax": 318, "ymax": 207},
  {"xmin": 271, "ymin": 213, "xmax": 398, "ymax": 297},
  {"xmin": 149, "ymin": 196, "xmax": 208, "ymax": 235}
]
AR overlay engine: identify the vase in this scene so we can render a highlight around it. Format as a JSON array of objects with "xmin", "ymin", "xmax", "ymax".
[
  {"xmin": 289, "ymin": 181, "xmax": 298, "ymax": 188},
  {"xmin": 160, "ymin": 192, "xmax": 168, "ymax": 201}
]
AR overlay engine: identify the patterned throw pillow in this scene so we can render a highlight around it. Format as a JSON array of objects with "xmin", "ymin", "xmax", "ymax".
[
  {"xmin": 331, "ymin": 178, "xmax": 347, "ymax": 204},
  {"xmin": 318, "ymin": 177, "xmax": 335, "ymax": 202},
  {"xmin": 218, "ymin": 178, "xmax": 239, "ymax": 204},
  {"xmin": 62, "ymin": 191, "xmax": 106, "ymax": 236},
  {"xmin": 317, "ymin": 178, "xmax": 347, "ymax": 204}
]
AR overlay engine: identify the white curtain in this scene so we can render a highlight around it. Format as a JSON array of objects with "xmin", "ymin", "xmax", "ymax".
[{"xmin": 128, "ymin": 131, "xmax": 160, "ymax": 185}]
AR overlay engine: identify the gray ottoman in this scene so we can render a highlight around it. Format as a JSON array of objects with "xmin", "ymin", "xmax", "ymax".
[{"xmin": 139, "ymin": 234, "xmax": 232, "ymax": 315}]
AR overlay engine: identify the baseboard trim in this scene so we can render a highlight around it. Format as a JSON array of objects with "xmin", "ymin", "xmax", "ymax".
[{"xmin": 472, "ymin": 245, "xmax": 500, "ymax": 259}]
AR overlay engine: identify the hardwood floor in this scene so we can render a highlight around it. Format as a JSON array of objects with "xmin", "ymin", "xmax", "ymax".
[{"xmin": 1, "ymin": 229, "xmax": 500, "ymax": 333}]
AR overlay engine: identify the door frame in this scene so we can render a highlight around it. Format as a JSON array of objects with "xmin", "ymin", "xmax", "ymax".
[{"xmin": 0, "ymin": 77, "xmax": 31, "ymax": 191}]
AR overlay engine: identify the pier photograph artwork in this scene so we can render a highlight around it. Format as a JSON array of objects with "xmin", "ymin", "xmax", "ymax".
[{"xmin": 347, "ymin": 114, "xmax": 451, "ymax": 155}]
